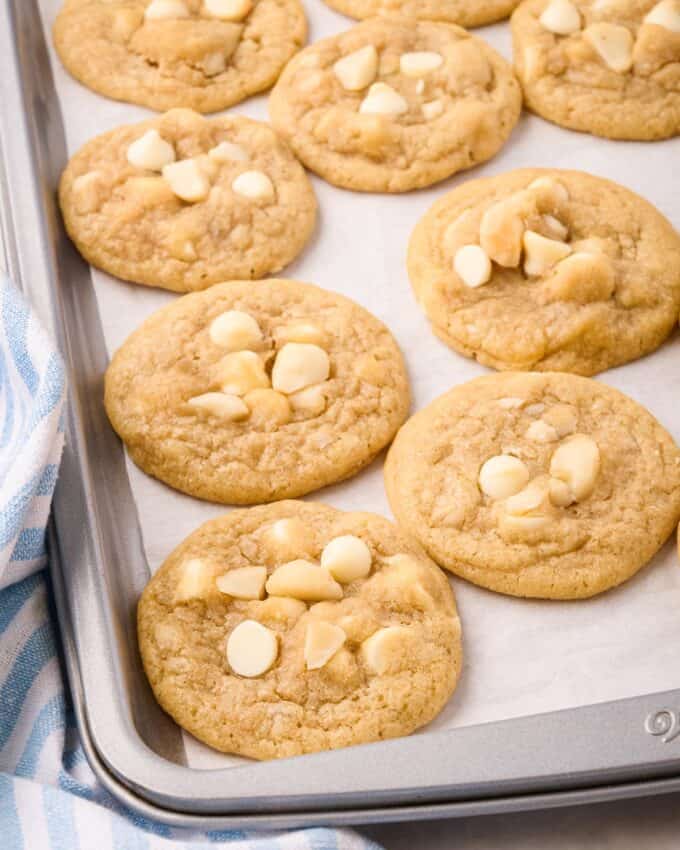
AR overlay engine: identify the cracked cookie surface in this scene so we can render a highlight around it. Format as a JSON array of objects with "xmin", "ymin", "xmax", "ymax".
[
  {"xmin": 53, "ymin": 0, "xmax": 307, "ymax": 112},
  {"xmin": 385, "ymin": 372, "xmax": 680, "ymax": 600},
  {"xmin": 59, "ymin": 109, "xmax": 317, "ymax": 292},
  {"xmin": 321, "ymin": 0, "xmax": 521, "ymax": 28},
  {"xmin": 104, "ymin": 279, "xmax": 410, "ymax": 504},
  {"xmin": 137, "ymin": 501, "xmax": 462, "ymax": 759},
  {"xmin": 408, "ymin": 169, "xmax": 680, "ymax": 375},
  {"xmin": 268, "ymin": 17, "xmax": 522, "ymax": 192},
  {"xmin": 512, "ymin": 0, "xmax": 680, "ymax": 140}
]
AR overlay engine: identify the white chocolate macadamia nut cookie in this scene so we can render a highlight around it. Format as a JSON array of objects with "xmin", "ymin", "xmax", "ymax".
[
  {"xmin": 408, "ymin": 169, "xmax": 680, "ymax": 375},
  {"xmin": 59, "ymin": 110, "xmax": 316, "ymax": 293},
  {"xmin": 137, "ymin": 501, "xmax": 462, "ymax": 759},
  {"xmin": 385, "ymin": 372, "xmax": 680, "ymax": 600},
  {"xmin": 320, "ymin": 0, "xmax": 521, "ymax": 28},
  {"xmin": 53, "ymin": 0, "xmax": 307, "ymax": 113},
  {"xmin": 269, "ymin": 17, "xmax": 522, "ymax": 192},
  {"xmin": 512, "ymin": 0, "xmax": 680, "ymax": 140},
  {"xmin": 104, "ymin": 279, "xmax": 410, "ymax": 504}
]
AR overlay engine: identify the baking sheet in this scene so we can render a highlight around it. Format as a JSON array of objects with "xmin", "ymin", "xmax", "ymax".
[{"xmin": 38, "ymin": 0, "xmax": 680, "ymax": 772}]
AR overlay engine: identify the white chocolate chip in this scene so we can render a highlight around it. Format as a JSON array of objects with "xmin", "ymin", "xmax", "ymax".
[
  {"xmin": 415, "ymin": 79, "xmax": 425, "ymax": 94},
  {"xmin": 333, "ymin": 45, "xmax": 378, "ymax": 91},
  {"xmin": 498, "ymin": 513, "xmax": 551, "ymax": 537},
  {"xmin": 480, "ymin": 201, "xmax": 525, "ymax": 268},
  {"xmin": 549, "ymin": 477, "xmax": 574, "ymax": 507},
  {"xmin": 187, "ymin": 392, "xmax": 249, "ymax": 420},
  {"xmin": 275, "ymin": 322, "xmax": 326, "ymax": 347},
  {"xmin": 218, "ymin": 351, "xmax": 270, "ymax": 396},
  {"xmin": 543, "ymin": 403, "xmax": 578, "ymax": 437},
  {"xmin": 359, "ymin": 83, "xmax": 408, "ymax": 116},
  {"xmin": 584, "ymin": 23, "xmax": 634, "ymax": 72},
  {"xmin": 271, "ymin": 343, "xmax": 330, "ymax": 395},
  {"xmin": 304, "ymin": 621, "xmax": 346, "ymax": 670},
  {"xmin": 232, "ymin": 170, "xmax": 275, "ymax": 202},
  {"xmin": 265, "ymin": 560, "xmax": 343, "ymax": 601},
  {"xmin": 175, "ymin": 558, "xmax": 214, "ymax": 602},
  {"xmin": 528, "ymin": 177, "xmax": 570, "ymax": 204},
  {"xmin": 479, "ymin": 455, "xmax": 530, "ymax": 500},
  {"xmin": 243, "ymin": 388, "xmax": 291, "ymax": 427},
  {"xmin": 209, "ymin": 310, "xmax": 263, "ymax": 351},
  {"xmin": 216, "ymin": 566, "xmax": 267, "ymax": 600},
  {"xmin": 162, "ymin": 159, "xmax": 210, "ymax": 203},
  {"xmin": 288, "ymin": 383, "xmax": 327, "ymax": 416},
  {"xmin": 144, "ymin": 0, "xmax": 190, "ymax": 19},
  {"xmin": 498, "ymin": 397, "xmax": 525, "ymax": 409},
  {"xmin": 526, "ymin": 420, "xmax": 559, "ymax": 442},
  {"xmin": 542, "ymin": 214, "xmax": 569, "ymax": 242},
  {"xmin": 320, "ymin": 535, "xmax": 372, "ymax": 584},
  {"xmin": 549, "ymin": 434, "xmax": 600, "ymax": 501},
  {"xmin": 127, "ymin": 130, "xmax": 176, "ymax": 172},
  {"xmin": 422, "ymin": 100, "xmax": 444, "ymax": 120},
  {"xmin": 523, "ymin": 230, "xmax": 572, "ymax": 277},
  {"xmin": 399, "ymin": 51, "xmax": 443, "ymax": 77},
  {"xmin": 361, "ymin": 626, "xmax": 411, "ymax": 675},
  {"xmin": 454, "ymin": 244, "xmax": 492, "ymax": 289},
  {"xmin": 645, "ymin": 0, "xmax": 680, "ymax": 32},
  {"xmin": 539, "ymin": 0, "xmax": 581, "ymax": 35},
  {"xmin": 72, "ymin": 171, "xmax": 104, "ymax": 214},
  {"xmin": 204, "ymin": 0, "xmax": 252, "ymax": 20},
  {"xmin": 503, "ymin": 478, "xmax": 549, "ymax": 516},
  {"xmin": 226, "ymin": 620, "xmax": 278, "ymax": 677},
  {"xmin": 262, "ymin": 518, "xmax": 314, "ymax": 561},
  {"xmin": 209, "ymin": 141, "xmax": 249, "ymax": 163}
]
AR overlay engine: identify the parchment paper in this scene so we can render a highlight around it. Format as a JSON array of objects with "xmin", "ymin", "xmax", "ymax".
[{"xmin": 39, "ymin": 0, "xmax": 680, "ymax": 770}]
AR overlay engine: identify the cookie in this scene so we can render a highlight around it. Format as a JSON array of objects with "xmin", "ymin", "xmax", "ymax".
[
  {"xmin": 408, "ymin": 169, "xmax": 680, "ymax": 375},
  {"xmin": 137, "ymin": 501, "xmax": 462, "ymax": 759},
  {"xmin": 321, "ymin": 0, "xmax": 521, "ymax": 28},
  {"xmin": 385, "ymin": 372, "xmax": 680, "ymax": 600},
  {"xmin": 59, "ymin": 110, "xmax": 317, "ymax": 292},
  {"xmin": 512, "ymin": 0, "xmax": 680, "ymax": 140},
  {"xmin": 268, "ymin": 17, "xmax": 522, "ymax": 192},
  {"xmin": 104, "ymin": 279, "xmax": 410, "ymax": 504},
  {"xmin": 53, "ymin": 0, "xmax": 307, "ymax": 113}
]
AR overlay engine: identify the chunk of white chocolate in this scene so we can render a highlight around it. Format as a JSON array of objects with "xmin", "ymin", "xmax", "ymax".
[
  {"xmin": 361, "ymin": 626, "xmax": 411, "ymax": 675},
  {"xmin": 526, "ymin": 420, "xmax": 559, "ymax": 442},
  {"xmin": 645, "ymin": 0, "xmax": 680, "ymax": 32},
  {"xmin": 320, "ymin": 535, "xmax": 372, "ymax": 584},
  {"xmin": 271, "ymin": 343, "xmax": 330, "ymax": 395},
  {"xmin": 304, "ymin": 621, "xmax": 346, "ymax": 670},
  {"xmin": 583, "ymin": 23, "xmax": 634, "ymax": 72},
  {"xmin": 288, "ymin": 383, "xmax": 327, "ymax": 416},
  {"xmin": 454, "ymin": 244, "xmax": 492, "ymax": 289},
  {"xmin": 232, "ymin": 170, "xmax": 275, "ymax": 202},
  {"xmin": 539, "ymin": 0, "xmax": 581, "ymax": 35},
  {"xmin": 219, "ymin": 351, "xmax": 270, "ymax": 395},
  {"xmin": 209, "ymin": 310, "xmax": 263, "ymax": 351},
  {"xmin": 422, "ymin": 99, "xmax": 444, "ymax": 120},
  {"xmin": 209, "ymin": 141, "xmax": 249, "ymax": 163},
  {"xmin": 480, "ymin": 201, "xmax": 525, "ymax": 268},
  {"xmin": 163, "ymin": 159, "xmax": 210, "ymax": 203},
  {"xmin": 243, "ymin": 389, "xmax": 291, "ymax": 427},
  {"xmin": 333, "ymin": 45, "xmax": 378, "ymax": 91},
  {"xmin": 479, "ymin": 455, "xmax": 530, "ymax": 500},
  {"xmin": 523, "ymin": 230, "xmax": 572, "ymax": 277},
  {"xmin": 399, "ymin": 51, "xmax": 443, "ymax": 77},
  {"xmin": 187, "ymin": 392, "xmax": 249, "ymax": 420},
  {"xmin": 549, "ymin": 434, "xmax": 600, "ymax": 501},
  {"xmin": 541, "ymin": 214, "xmax": 569, "ymax": 242},
  {"xmin": 127, "ymin": 129, "xmax": 176, "ymax": 172},
  {"xmin": 528, "ymin": 177, "xmax": 569, "ymax": 204},
  {"xmin": 359, "ymin": 83, "xmax": 408, "ymax": 116},
  {"xmin": 262, "ymin": 518, "xmax": 314, "ymax": 561},
  {"xmin": 175, "ymin": 558, "xmax": 213, "ymax": 602},
  {"xmin": 204, "ymin": 0, "xmax": 252, "ymax": 20},
  {"xmin": 145, "ymin": 0, "xmax": 190, "ymax": 20},
  {"xmin": 549, "ymin": 476, "xmax": 574, "ymax": 507},
  {"xmin": 216, "ymin": 566, "xmax": 267, "ymax": 600},
  {"xmin": 503, "ymin": 478, "xmax": 548, "ymax": 516},
  {"xmin": 226, "ymin": 620, "xmax": 278, "ymax": 677},
  {"xmin": 265, "ymin": 560, "xmax": 343, "ymax": 601}
]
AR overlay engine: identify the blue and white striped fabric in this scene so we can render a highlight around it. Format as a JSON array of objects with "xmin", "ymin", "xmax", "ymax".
[{"xmin": 0, "ymin": 276, "xmax": 382, "ymax": 850}]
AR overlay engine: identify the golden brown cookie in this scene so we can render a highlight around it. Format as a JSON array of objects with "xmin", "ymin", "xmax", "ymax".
[
  {"xmin": 105, "ymin": 279, "xmax": 411, "ymax": 504},
  {"xmin": 385, "ymin": 372, "xmax": 680, "ymax": 599},
  {"xmin": 408, "ymin": 169, "xmax": 680, "ymax": 375},
  {"xmin": 59, "ymin": 110, "xmax": 317, "ymax": 292},
  {"xmin": 321, "ymin": 0, "xmax": 521, "ymax": 28},
  {"xmin": 53, "ymin": 0, "xmax": 307, "ymax": 113},
  {"xmin": 269, "ymin": 17, "xmax": 522, "ymax": 192},
  {"xmin": 137, "ymin": 501, "xmax": 462, "ymax": 759},
  {"xmin": 512, "ymin": 0, "xmax": 680, "ymax": 140}
]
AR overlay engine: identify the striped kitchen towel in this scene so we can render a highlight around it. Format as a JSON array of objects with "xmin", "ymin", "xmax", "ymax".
[{"xmin": 0, "ymin": 276, "xmax": 383, "ymax": 850}]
